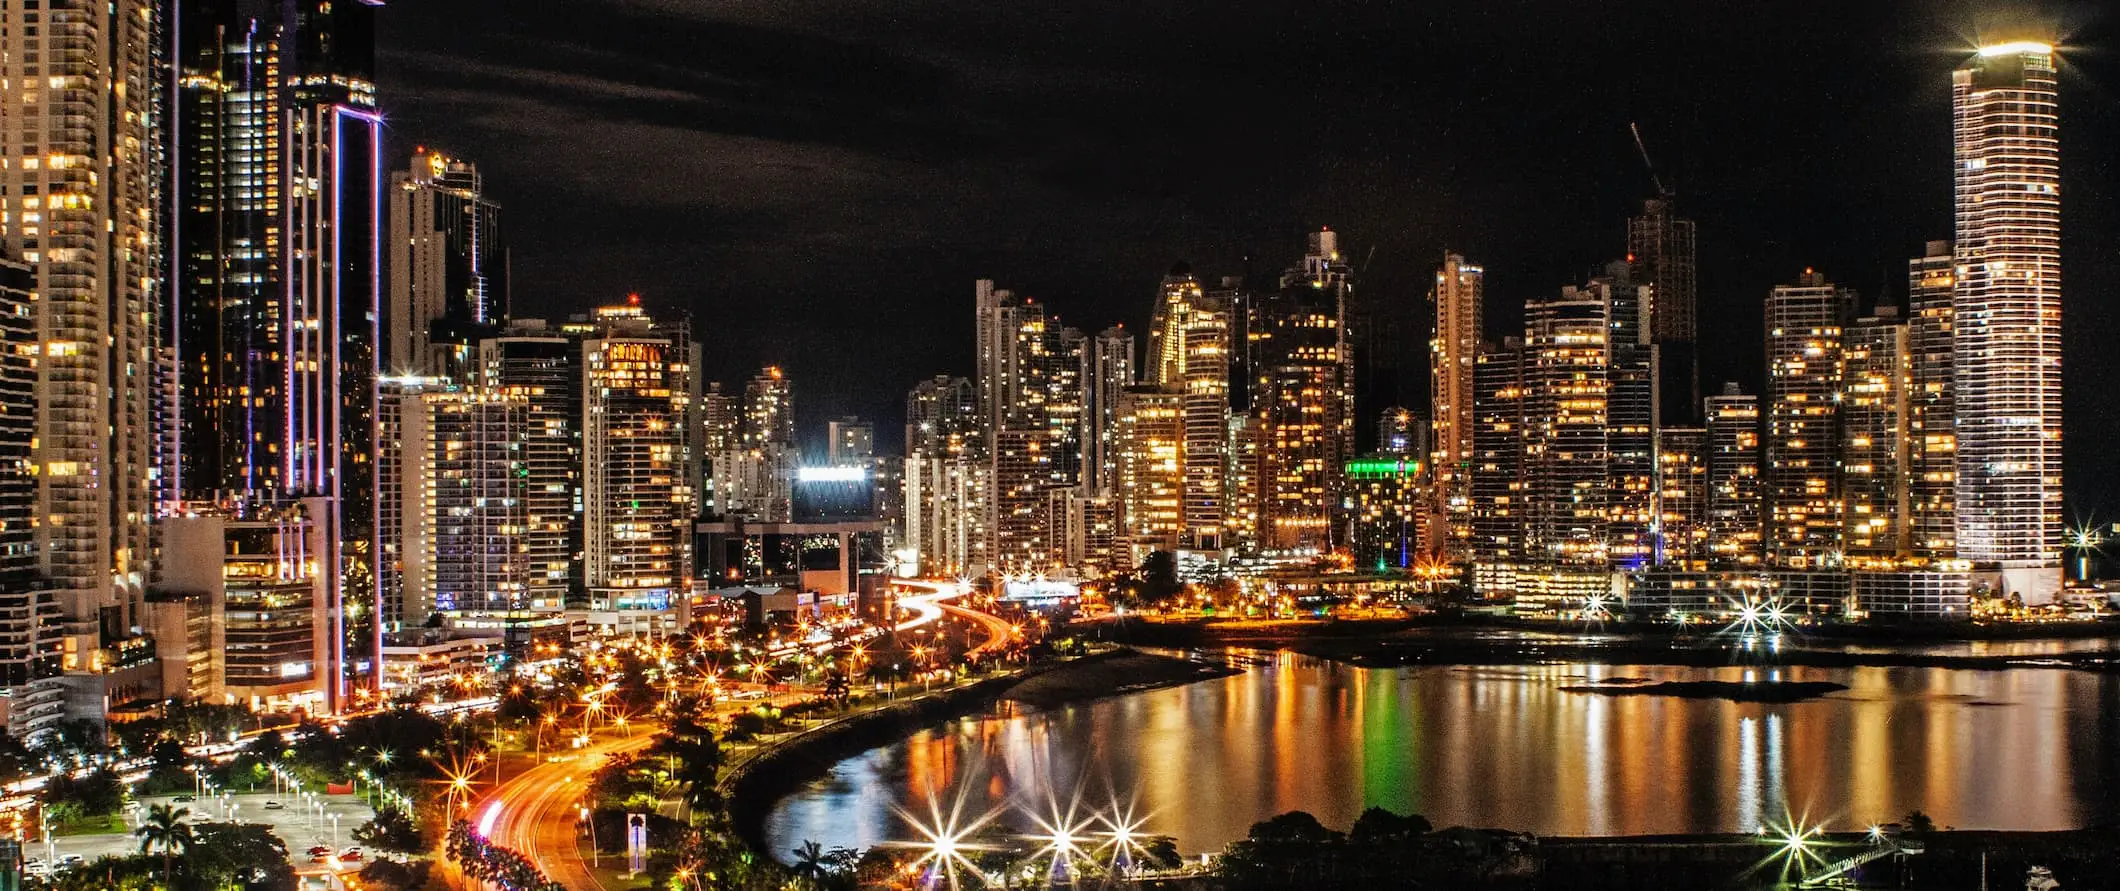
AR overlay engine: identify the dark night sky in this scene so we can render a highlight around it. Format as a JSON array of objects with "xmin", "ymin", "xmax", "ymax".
[{"xmin": 377, "ymin": 1, "xmax": 2120, "ymax": 513}]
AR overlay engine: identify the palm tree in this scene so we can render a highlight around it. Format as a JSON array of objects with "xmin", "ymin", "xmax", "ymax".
[
  {"xmin": 789, "ymin": 839, "xmax": 832, "ymax": 886},
  {"xmin": 134, "ymin": 803, "xmax": 194, "ymax": 882}
]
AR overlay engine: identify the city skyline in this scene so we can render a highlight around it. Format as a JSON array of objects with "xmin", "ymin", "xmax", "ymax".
[{"xmin": 374, "ymin": 2, "xmax": 2120, "ymax": 509}]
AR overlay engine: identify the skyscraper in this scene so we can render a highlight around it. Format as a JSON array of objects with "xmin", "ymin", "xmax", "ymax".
[
  {"xmin": 902, "ymin": 375, "xmax": 986, "ymax": 577},
  {"xmin": 1628, "ymin": 198, "xmax": 1699, "ymax": 424},
  {"xmin": 172, "ymin": 0, "xmax": 383, "ymax": 708},
  {"xmin": 1115, "ymin": 385, "xmax": 1185, "ymax": 560},
  {"xmin": 4, "ymin": 0, "xmax": 163, "ymax": 718},
  {"xmin": 0, "ymin": 256, "xmax": 59, "ymax": 733},
  {"xmin": 1601, "ymin": 262, "xmax": 1659, "ymax": 570},
  {"xmin": 478, "ymin": 327, "xmax": 583, "ymax": 608},
  {"xmin": 1842, "ymin": 307, "xmax": 1912, "ymax": 560},
  {"xmin": 1470, "ymin": 339, "xmax": 1528, "ymax": 589},
  {"xmin": 389, "ymin": 148, "xmax": 505, "ymax": 380},
  {"xmin": 1083, "ymin": 327, "xmax": 1134, "ymax": 495},
  {"xmin": 1148, "ymin": 266, "xmax": 1231, "ymax": 550},
  {"xmin": 1907, "ymin": 242, "xmax": 1957, "ymax": 560},
  {"xmin": 1653, "ymin": 427, "xmax": 1710, "ymax": 567},
  {"xmin": 1522, "ymin": 286, "xmax": 1611, "ymax": 567},
  {"xmin": 581, "ymin": 301, "xmax": 695, "ymax": 625},
  {"xmin": 1254, "ymin": 230, "xmax": 1355, "ymax": 551},
  {"xmin": 1952, "ymin": 41, "xmax": 2064, "ymax": 601},
  {"xmin": 1764, "ymin": 271, "xmax": 1852, "ymax": 569},
  {"xmin": 711, "ymin": 367, "xmax": 796, "ymax": 522},
  {"xmin": 1704, "ymin": 384, "xmax": 1765, "ymax": 566},
  {"xmin": 1429, "ymin": 253, "xmax": 1483, "ymax": 555}
]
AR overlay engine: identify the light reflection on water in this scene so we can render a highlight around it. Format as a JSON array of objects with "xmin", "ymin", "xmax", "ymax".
[{"xmin": 764, "ymin": 654, "xmax": 2120, "ymax": 858}]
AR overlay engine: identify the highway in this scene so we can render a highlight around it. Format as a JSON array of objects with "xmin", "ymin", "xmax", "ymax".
[
  {"xmin": 891, "ymin": 578, "xmax": 969, "ymax": 631},
  {"xmin": 895, "ymin": 578, "xmax": 1015, "ymax": 657},
  {"xmin": 461, "ymin": 582, "xmax": 1016, "ymax": 888},
  {"xmin": 473, "ymin": 731, "xmax": 657, "ymax": 891}
]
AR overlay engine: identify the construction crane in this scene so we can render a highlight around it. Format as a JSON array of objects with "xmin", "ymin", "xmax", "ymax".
[{"xmin": 1630, "ymin": 121, "xmax": 1673, "ymax": 200}]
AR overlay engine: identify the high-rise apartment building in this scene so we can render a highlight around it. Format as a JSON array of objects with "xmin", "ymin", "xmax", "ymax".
[
  {"xmin": 1253, "ymin": 230, "xmax": 1355, "ymax": 551},
  {"xmin": 580, "ymin": 301, "xmax": 695, "ymax": 622},
  {"xmin": 710, "ymin": 367, "xmax": 796, "ymax": 522},
  {"xmin": 902, "ymin": 376, "xmax": 986, "ymax": 576},
  {"xmin": 479, "ymin": 327, "xmax": 582, "ymax": 606},
  {"xmin": 1602, "ymin": 263, "xmax": 1659, "ymax": 570},
  {"xmin": 1430, "ymin": 253, "xmax": 1483, "ymax": 556},
  {"xmin": 1907, "ymin": 242, "xmax": 1957, "ymax": 560},
  {"xmin": 1654, "ymin": 427, "xmax": 1710, "ymax": 567},
  {"xmin": 1148, "ymin": 267, "xmax": 1231, "ymax": 550},
  {"xmin": 1952, "ymin": 42, "xmax": 2064, "ymax": 601},
  {"xmin": 1522, "ymin": 287, "xmax": 1611, "ymax": 567},
  {"xmin": 1115, "ymin": 385, "xmax": 1185, "ymax": 560},
  {"xmin": 5, "ymin": 0, "xmax": 164, "ymax": 718},
  {"xmin": 1628, "ymin": 198, "xmax": 1699, "ymax": 424},
  {"xmin": 389, "ymin": 148, "xmax": 505, "ymax": 380},
  {"xmin": 1704, "ymin": 384, "xmax": 1765, "ymax": 566},
  {"xmin": 1470, "ymin": 339, "xmax": 1528, "ymax": 586},
  {"xmin": 1764, "ymin": 272, "xmax": 1852, "ymax": 569},
  {"xmin": 1084, "ymin": 327, "xmax": 1134, "ymax": 494},
  {"xmin": 0, "ymin": 257, "xmax": 59, "ymax": 733},
  {"xmin": 1843, "ymin": 307, "xmax": 1912, "ymax": 561}
]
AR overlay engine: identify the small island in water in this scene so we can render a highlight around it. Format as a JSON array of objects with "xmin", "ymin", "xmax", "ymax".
[{"xmin": 1558, "ymin": 678, "xmax": 1848, "ymax": 703}]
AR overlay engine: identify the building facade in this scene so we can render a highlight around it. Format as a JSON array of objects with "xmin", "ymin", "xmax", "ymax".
[{"xmin": 1951, "ymin": 42, "xmax": 2064, "ymax": 601}]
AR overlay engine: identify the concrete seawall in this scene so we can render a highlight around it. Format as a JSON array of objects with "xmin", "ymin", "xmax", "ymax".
[{"xmin": 721, "ymin": 652, "xmax": 1123, "ymax": 853}]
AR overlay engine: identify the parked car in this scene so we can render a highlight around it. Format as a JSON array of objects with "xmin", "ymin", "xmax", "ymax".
[
  {"xmin": 339, "ymin": 847, "xmax": 363, "ymax": 862},
  {"xmin": 172, "ymin": 795, "xmax": 195, "ymax": 803},
  {"xmin": 262, "ymin": 800, "xmax": 285, "ymax": 810},
  {"xmin": 307, "ymin": 845, "xmax": 332, "ymax": 857}
]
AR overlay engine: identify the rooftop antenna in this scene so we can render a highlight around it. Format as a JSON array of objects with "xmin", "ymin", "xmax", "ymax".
[{"xmin": 1630, "ymin": 122, "xmax": 1672, "ymax": 199}]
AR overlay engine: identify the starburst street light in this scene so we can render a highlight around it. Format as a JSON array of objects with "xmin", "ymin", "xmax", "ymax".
[
  {"xmin": 889, "ymin": 791, "xmax": 998, "ymax": 890},
  {"xmin": 1026, "ymin": 801, "xmax": 1096, "ymax": 883},
  {"xmin": 2066, "ymin": 520, "xmax": 2106, "ymax": 581},
  {"xmin": 1759, "ymin": 813, "xmax": 1827, "ymax": 884},
  {"xmin": 1094, "ymin": 802, "xmax": 1153, "ymax": 877}
]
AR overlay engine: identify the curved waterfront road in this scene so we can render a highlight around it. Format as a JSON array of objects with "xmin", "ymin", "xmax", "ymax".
[{"xmin": 474, "ymin": 731, "xmax": 658, "ymax": 891}]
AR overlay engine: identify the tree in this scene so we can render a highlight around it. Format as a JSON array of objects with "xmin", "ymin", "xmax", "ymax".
[
  {"xmin": 1139, "ymin": 550, "xmax": 1184, "ymax": 602},
  {"xmin": 651, "ymin": 713, "xmax": 725, "ymax": 812},
  {"xmin": 821, "ymin": 671, "xmax": 851, "ymax": 707},
  {"xmin": 1217, "ymin": 811, "xmax": 1346, "ymax": 887},
  {"xmin": 186, "ymin": 821, "xmax": 297, "ymax": 890},
  {"xmin": 353, "ymin": 806, "xmax": 426, "ymax": 854},
  {"xmin": 1903, "ymin": 809, "xmax": 1936, "ymax": 835},
  {"xmin": 1350, "ymin": 806, "xmax": 1432, "ymax": 845},
  {"xmin": 44, "ymin": 767, "xmax": 124, "ymax": 827},
  {"xmin": 789, "ymin": 840, "xmax": 833, "ymax": 885},
  {"xmin": 134, "ymin": 803, "xmax": 195, "ymax": 883}
]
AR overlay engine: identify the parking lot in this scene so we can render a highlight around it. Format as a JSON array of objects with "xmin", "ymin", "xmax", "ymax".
[{"xmin": 27, "ymin": 790, "xmax": 376, "ymax": 879}]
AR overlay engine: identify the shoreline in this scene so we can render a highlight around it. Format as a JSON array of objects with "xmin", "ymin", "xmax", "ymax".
[
  {"xmin": 722, "ymin": 647, "xmax": 1238, "ymax": 857},
  {"xmin": 1088, "ymin": 615, "xmax": 2120, "ymax": 674}
]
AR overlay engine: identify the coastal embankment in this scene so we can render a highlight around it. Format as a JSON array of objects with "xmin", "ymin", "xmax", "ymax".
[{"xmin": 723, "ymin": 647, "xmax": 1236, "ymax": 851}]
